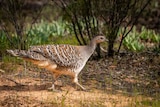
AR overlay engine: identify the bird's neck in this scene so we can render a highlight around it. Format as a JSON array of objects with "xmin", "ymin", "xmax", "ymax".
[
  {"xmin": 87, "ymin": 39, "xmax": 97, "ymax": 53},
  {"xmin": 80, "ymin": 39, "xmax": 97, "ymax": 61}
]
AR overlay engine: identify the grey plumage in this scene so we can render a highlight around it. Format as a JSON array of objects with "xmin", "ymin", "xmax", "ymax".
[{"xmin": 7, "ymin": 35, "xmax": 106, "ymax": 90}]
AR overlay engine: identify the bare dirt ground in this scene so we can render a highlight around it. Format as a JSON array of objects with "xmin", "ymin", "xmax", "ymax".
[{"xmin": 0, "ymin": 52, "xmax": 160, "ymax": 107}]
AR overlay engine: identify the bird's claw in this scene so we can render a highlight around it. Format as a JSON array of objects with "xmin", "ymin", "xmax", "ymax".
[{"xmin": 47, "ymin": 84, "xmax": 61, "ymax": 92}]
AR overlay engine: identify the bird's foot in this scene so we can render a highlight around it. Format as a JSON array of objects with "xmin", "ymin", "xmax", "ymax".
[
  {"xmin": 83, "ymin": 88, "xmax": 90, "ymax": 92},
  {"xmin": 74, "ymin": 81, "xmax": 89, "ymax": 91},
  {"xmin": 77, "ymin": 87, "xmax": 90, "ymax": 92},
  {"xmin": 47, "ymin": 84, "xmax": 61, "ymax": 92}
]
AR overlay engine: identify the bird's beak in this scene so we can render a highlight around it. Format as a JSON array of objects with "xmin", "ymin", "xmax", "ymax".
[{"xmin": 105, "ymin": 39, "xmax": 109, "ymax": 42}]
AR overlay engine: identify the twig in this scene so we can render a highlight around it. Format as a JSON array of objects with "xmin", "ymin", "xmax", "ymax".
[
  {"xmin": 117, "ymin": 0, "xmax": 151, "ymax": 53},
  {"xmin": 3, "ymin": 77, "xmax": 25, "ymax": 86},
  {"xmin": 26, "ymin": 3, "xmax": 45, "ymax": 39},
  {"xmin": 100, "ymin": 46, "xmax": 107, "ymax": 53},
  {"xmin": 0, "ymin": 69, "xmax": 5, "ymax": 73}
]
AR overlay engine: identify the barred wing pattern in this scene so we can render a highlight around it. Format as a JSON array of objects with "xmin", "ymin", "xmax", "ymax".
[
  {"xmin": 30, "ymin": 44, "xmax": 83, "ymax": 67},
  {"xmin": 7, "ymin": 36, "xmax": 106, "ymax": 90}
]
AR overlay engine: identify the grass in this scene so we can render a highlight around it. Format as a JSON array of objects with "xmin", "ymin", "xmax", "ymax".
[
  {"xmin": 119, "ymin": 26, "xmax": 160, "ymax": 52},
  {"xmin": 51, "ymin": 35, "xmax": 79, "ymax": 45},
  {"xmin": 1, "ymin": 19, "xmax": 160, "ymax": 55},
  {"xmin": 0, "ymin": 20, "xmax": 160, "ymax": 107},
  {"xmin": 44, "ymin": 90, "xmax": 158, "ymax": 107},
  {"xmin": 0, "ymin": 57, "xmax": 159, "ymax": 107},
  {"xmin": 136, "ymin": 99, "xmax": 160, "ymax": 107}
]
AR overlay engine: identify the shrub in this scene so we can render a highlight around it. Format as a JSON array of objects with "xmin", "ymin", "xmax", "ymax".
[
  {"xmin": 0, "ymin": 31, "xmax": 10, "ymax": 55},
  {"xmin": 26, "ymin": 19, "xmax": 72, "ymax": 46},
  {"xmin": 121, "ymin": 26, "xmax": 160, "ymax": 52}
]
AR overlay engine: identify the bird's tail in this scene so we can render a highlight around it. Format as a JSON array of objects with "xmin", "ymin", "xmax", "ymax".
[
  {"xmin": 7, "ymin": 49, "xmax": 55, "ymax": 69},
  {"xmin": 7, "ymin": 49, "xmax": 27, "ymax": 57},
  {"xmin": 7, "ymin": 49, "xmax": 47, "ymax": 61}
]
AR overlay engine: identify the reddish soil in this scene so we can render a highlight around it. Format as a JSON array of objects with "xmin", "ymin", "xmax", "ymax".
[{"xmin": 0, "ymin": 52, "xmax": 159, "ymax": 107}]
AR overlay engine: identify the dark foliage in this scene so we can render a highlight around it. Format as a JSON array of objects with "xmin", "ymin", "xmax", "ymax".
[{"xmin": 53, "ymin": 0, "xmax": 151, "ymax": 57}]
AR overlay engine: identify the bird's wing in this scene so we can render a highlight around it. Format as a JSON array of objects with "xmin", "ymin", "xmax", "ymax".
[{"xmin": 30, "ymin": 44, "xmax": 82, "ymax": 67}]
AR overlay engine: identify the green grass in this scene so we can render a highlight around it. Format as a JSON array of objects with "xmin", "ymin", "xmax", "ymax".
[
  {"xmin": 119, "ymin": 26, "xmax": 160, "ymax": 52},
  {"xmin": 136, "ymin": 99, "xmax": 160, "ymax": 107},
  {"xmin": 26, "ymin": 19, "xmax": 73, "ymax": 46},
  {"xmin": 50, "ymin": 35, "xmax": 79, "ymax": 45}
]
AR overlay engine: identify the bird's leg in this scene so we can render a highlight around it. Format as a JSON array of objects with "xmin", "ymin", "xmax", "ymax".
[
  {"xmin": 48, "ymin": 84, "xmax": 55, "ymax": 91},
  {"xmin": 48, "ymin": 73, "xmax": 61, "ymax": 91},
  {"xmin": 73, "ymin": 75, "xmax": 86, "ymax": 90}
]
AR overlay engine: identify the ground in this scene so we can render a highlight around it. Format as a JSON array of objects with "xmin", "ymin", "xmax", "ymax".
[{"xmin": 0, "ymin": 52, "xmax": 160, "ymax": 107}]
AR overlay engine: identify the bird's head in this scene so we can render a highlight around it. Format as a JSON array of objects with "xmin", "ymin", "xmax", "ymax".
[{"xmin": 94, "ymin": 35, "xmax": 106, "ymax": 44}]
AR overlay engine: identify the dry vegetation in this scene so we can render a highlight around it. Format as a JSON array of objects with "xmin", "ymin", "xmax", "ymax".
[
  {"xmin": 0, "ymin": 0, "xmax": 160, "ymax": 106},
  {"xmin": 0, "ymin": 52, "xmax": 159, "ymax": 107}
]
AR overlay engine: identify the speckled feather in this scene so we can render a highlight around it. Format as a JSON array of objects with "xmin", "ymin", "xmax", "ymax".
[
  {"xmin": 7, "ymin": 36, "xmax": 106, "ymax": 90},
  {"xmin": 30, "ymin": 44, "xmax": 83, "ymax": 67}
]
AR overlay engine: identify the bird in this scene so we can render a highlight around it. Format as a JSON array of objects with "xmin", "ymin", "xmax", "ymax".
[{"xmin": 7, "ymin": 35, "xmax": 106, "ymax": 91}]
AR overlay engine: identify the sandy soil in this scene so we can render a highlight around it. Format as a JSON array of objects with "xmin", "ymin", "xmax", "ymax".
[{"xmin": 0, "ymin": 53, "xmax": 159, "ymax": 107}]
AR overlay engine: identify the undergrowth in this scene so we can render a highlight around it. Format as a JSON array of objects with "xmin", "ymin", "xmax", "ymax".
[{"xmin": 119, "ymin": 26, "xmax": 160, "ymax": 52}]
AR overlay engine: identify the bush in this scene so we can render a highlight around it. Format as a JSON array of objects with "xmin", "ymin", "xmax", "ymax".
[
  {"xmin": 121, "ymin": 26, "xmax": 160, "ymax": 52},
  {"xmin": 0, "ymin": 19, "xmax": 74, "ymax": 57},
  {"xmin": 26, "ymin": 19, "xmax": 72, "ymax": 46},
  {"xmin": 0, "ymin": 31, "xmax": 10, "ymax": 55}
]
